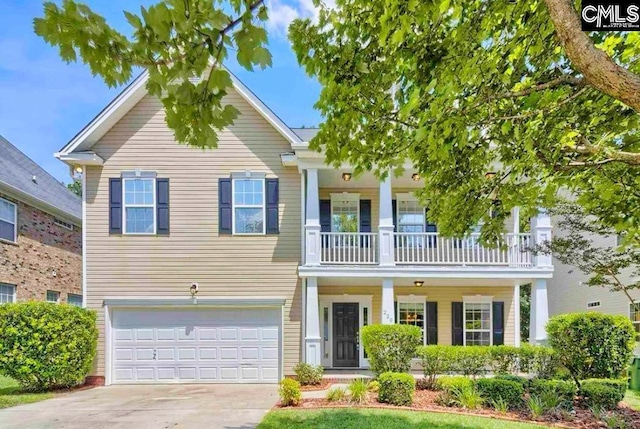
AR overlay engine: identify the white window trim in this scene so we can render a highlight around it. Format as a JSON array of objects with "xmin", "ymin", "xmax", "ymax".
[
  {"xmin": 232, "ymin": 175, "xmax": 267, "ymax": 235},
  {"xmin": 0, "ymin": 283, "xmax": 16, "ymax": 304},
  {"xmin": 397, "ymin": 295, "xmax": 427, "ymax": 345},
  {"xmin": 68, "ymin": 293, "xmax": 83, "ymax": 307},
  {"xmin": 54, "ymin": 218, "xmax": 74, "ymax": 231},
  {"xmin": 395, "ymin": 194, "xmax": 426, "ymax": 233},
  {"xmin": 46, "ymin": 290, "xmax": 60, "ymax": 304},
  {"xmin": 0, "ymin": 197, "xmax": 17, "ymax": 243},
  {"xmin": 330, "ymin": 192, "xmax": 360, "ymax": 233},
  {"xmin": 122, "ymin": 177, "xmax": 156, "ymax": 235},
  {"xmin": 630, "ymin": 301, "xmax": 640, "ymax": 340},
  {"xmin": 462, "ymin": 295, "xmax": 493, "ymax": 346}
]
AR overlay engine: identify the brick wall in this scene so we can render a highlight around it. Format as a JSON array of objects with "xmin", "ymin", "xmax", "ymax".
[{"xmin": 0, "ymin": 193, "xmax": 82, "ymax": 302}]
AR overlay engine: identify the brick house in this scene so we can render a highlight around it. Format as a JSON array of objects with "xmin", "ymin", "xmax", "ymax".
[{"xmin": 0, "ymin": 135, "xmax": 82, "ymax": 305}]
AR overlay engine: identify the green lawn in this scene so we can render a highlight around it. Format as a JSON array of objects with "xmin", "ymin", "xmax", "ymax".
[
  {"xmin": 0, "ymin": 376, "xmax": 54, "ymax": 409},
  {"xmin": 258, "ymin": 409, "xmax": 546, "ymax": 429},
  {"xmin": 624, "ymin": 389, "xmax": 640, "ymax": 411}
]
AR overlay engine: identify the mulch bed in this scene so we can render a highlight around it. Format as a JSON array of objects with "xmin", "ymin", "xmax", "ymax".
[
  {"xmin": 278, "ymin": 389, "xmax": 640, "ymax": 428},
  {"xmin": 299, "ymin": 380, "xmax": 332, "ymax": 391}
]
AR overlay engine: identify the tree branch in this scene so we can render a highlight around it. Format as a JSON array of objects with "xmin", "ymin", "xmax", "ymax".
[
  {"xmin": 543, "ymin": 0, "xmax": 640, "ymax": 112},
  {"xmin": 493, "ymin": 75, "xmax": 584, "ymax": 99},
  {"xmin": 573, "ymin": 136, "xmax": 640, "ymax": 165}
]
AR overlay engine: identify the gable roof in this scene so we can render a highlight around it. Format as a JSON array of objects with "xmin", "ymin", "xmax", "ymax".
[
  {"xmin": 57, "ymin": 67, "xmax": 304, "ymax": 157},
  {"xmin": 0, "ymin": 135, "xmax": 81, "ymax": 222},
  {"xmin": 291, "ymin": 127, "xmax": 319, "ymax": 141}
]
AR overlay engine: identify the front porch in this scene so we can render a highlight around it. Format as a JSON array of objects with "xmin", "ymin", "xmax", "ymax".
[{"xmin": 302, "ymin": 277, "xmax": 550, "ymax": 369}]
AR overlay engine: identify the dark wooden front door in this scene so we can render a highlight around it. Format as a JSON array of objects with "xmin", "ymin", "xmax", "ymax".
[{"xmin": 333, "ymin": 303, "xmax": 359, "ymax": 367}]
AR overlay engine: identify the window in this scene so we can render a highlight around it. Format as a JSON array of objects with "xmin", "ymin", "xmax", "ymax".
[
  {"xmin": 68, "ymin": 294, "xmax": 83, "ymax": 307},
  {"xmin": 46, "ymin": 290, "xmax": 60, "ymax": 304},
  {"xmin": 397, "ymin": 297, "xmax": 425, "ymax": 344},
  {"xmin": 0, "ymin": 283, "xmax": 15, "ymax": 304},
  {"xmin": 331, "ymin": 194, "xmax": 359, "ymax": 232},
  {"xmin": 123, "ymin": 178, "xmax": 155, "ymax": 234},
  {"xmin": 54, "ymin": 218, "xmax": 74, "ymax": 231},
  {"xmin": 0, "ymin": 197, "xmax": 17, "ymax": 242},
  {"xmin": 587, "ymin": 300, "xmax": 601, "ymax": 309},
  {"xmin": 630, "ymin": 302, "xmax": 640, "ymax": 339},
  {"xmin": 464, "ymin": 302, "xmax": 492, "ymax": 346},
  {"xmin": 233, "ymin": 178, "xmax": 265, "ymax": 234},
  {"xmin": 397, "ymin": 199, "xmax": 424, "ymax": 233}
]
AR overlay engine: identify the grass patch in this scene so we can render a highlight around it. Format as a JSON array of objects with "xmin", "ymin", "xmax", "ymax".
[
  {"xmin": 624, "ymin": 389, "xmax": 640, "ymax": 411},
  {"xmin": 0, "ymin": 375, "xmax": 54, "ymax": 409},
  {"xmin": 258, "ymin": 408, "xmax": 546, "ymax": 429}
]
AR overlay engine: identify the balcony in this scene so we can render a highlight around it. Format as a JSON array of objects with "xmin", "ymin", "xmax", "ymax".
[{"xmin": 317, "ymin": 231, "xmax": 533, "ymax": 267}]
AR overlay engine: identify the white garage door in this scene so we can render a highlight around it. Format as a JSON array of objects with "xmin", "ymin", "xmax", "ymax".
[{"xmin": 111, "ymin": 307, "xmax": 281, "ymax": 384}]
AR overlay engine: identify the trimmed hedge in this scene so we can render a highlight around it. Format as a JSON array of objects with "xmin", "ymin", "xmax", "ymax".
[
  {"xmin": 529, "ymin": 379, "xmax": 576, "ymax": 409},
  {"xmin": 293, "ymin": 363, "xmax": 323, "ymax": 385},
  {"xmin": 0, "ymin": 302, "xmax": 98, "ymax": 390},
  {"xmin": 361, "ymin": 324, "xmax": 422, "ymax": 375},
  {"xmin": 547, "ymin": 313, "xmax": 635, "ymax": 381},
  {"xmin": 435, "ymin": 375, "xmax": 473, "ymax": 392},
  {"xmin": 278, "ymin": 378, "xmax": 301, "ymax": 406},
  {"xmin": 378, "ymin": 372, "xmax": 415, "ymax": 406},
  {"xmin": 580, "ymin": 379, "xmax": 626, "ymax": 410},
  {"xmin": 494, "ymin": 374, "xmax": 529, "ymax": 389},
  {"xmin": 488, "ymin": 346, "xmax": 521, "ymax": 374},
  {"xmin": 476, "ymin": 378, "xmax": 524, "ymax": 409}
]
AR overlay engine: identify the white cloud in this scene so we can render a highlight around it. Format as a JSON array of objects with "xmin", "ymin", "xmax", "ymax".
[{"xmin": 266, "ymin": 0, "xmax": 336, "ymax": 38}]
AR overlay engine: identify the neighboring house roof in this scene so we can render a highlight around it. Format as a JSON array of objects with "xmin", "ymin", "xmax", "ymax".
[
  {"xmin": 57, "ymin": 67, "xmax": 306, "ymax": 158},
  {"xmin": 291, "ymin": 128, "xmax": 319, "ymax": 141},
  {"xmin": 0, "ymin": 135, "xmax": 81, "ymax": 222}
]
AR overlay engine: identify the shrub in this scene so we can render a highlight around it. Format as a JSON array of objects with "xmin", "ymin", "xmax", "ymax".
[
  {"xmin": 529, "ymin": 379, "xmax": 576, "ymax": 410},
  {"xmin": 526, "ymin": 395, "xmax": 547, "ymax": 419},
  {"xmin": 435, "ymin": 375, "xmax": 473, "ymax": 392},
  {"xmin": 326, "ymin": 386, "xmax": 346, "ymax": 402},
  {"xmin": 451, "ymin": 346, "xmax": 491, "ymax": 377},
  {"xmin": 547, "ymin": 313, "xmax": 635, "ymax": 381},
  {"xmin": 378, "ymin": 372, "xmax": 415, "ymax": 406},
  {"xmin": 361, "ymin": 324, "xmax": 422, "ymax": 375},
  {"xmin": 0, "ymin": 302, "xmax": 98, "ymax": 390},
  {"xmin": 494, "ymin": 374, "xmax": 529, "ymax": 388},
  {"xmin": 367, "ymin": 380, "xmax": 380, "ymax": 392},
  {"xmin": 581, "ymin": 379, "xmax": 626, "ymax": 410},
  {"xmin": 450, "ymin": 385, "xmax": 484, "ymax": 409},
  {"xmin": 489, "ymin": 345, "xmax": 521, "ymax": 374},
  {"xmin": 490, "ymin": 397, "xmax": 509, "ymax": 414},
  {"xmin": 278, "ymin": 378, "xmax": 301, "ymax": 406},
  {"xmin": 417, "ymin": 345, "xmax": 456, "ymax": 386},
  {"xmin": 348, "ymin": 379, "xmax": 369, "ymax": 403},
  {"xmin": 415, "ymin": 377, "xmax": 432, "ymax": 390},
  {"xmin": 293, "ymin": 363, "xmax": 323, "ymax": 385},
  {"xmin": 475, "ymin": 378, "xmax": 524, "ymax": 409}
]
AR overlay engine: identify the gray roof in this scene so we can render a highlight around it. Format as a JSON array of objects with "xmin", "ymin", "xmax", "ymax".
[
  {"xmin": 0, "ymin": 135, "xmax": 81, "ymax": 221},
  {"xmin": 290, "ymin": 127, "xmax": 319, "ymax": 141}
]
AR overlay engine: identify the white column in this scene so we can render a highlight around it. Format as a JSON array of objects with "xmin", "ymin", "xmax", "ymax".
[
  {"xmin": 378, "ymin": 172, "xmax": 395, "ymax": 266},
  {"xmin": 305, "ymin": 277, "xmax": 322, "ymax": 365},
  {"xmin": 531, "ymin": 210, "xmax": 552, "ymax": 268},
  {"xmin": 305, "ymin": 169, "xmax": 321, "ymax": 266},
  {"xmin": 381, "ymin": 278, "xmax": 395, "ymax": 324},
  {"xmin": 514, "ymin": 284, "xmax": 521, "ymax": 347},
  {"xmin": 529, "ymin": 279, "xmax": 549, "ymax": 344},
  {"xmin": 512, "ymin": 207, "xmax": 520, "ymax": 235},
  {"xmin": 81, "ymin": 170, "xmax": 87, "ymax": 308}
]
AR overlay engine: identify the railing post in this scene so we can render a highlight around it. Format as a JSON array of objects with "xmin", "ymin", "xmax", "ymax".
[
  {"xmin": 531, "ymin": 209, "xmax": 552, "ymax": 269},
  {"xmin": 379, "ymin": 172, "xmax": 395, "ymax": 266},
  {"xmin": 305, "ymin": 169, "xmax": 321, "ymax": 266}
]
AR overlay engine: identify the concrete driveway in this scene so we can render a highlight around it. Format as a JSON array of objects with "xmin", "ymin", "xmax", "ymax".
[{"xmin": 0, "ymin": 384, "xmax": 278, "ymax": 429}]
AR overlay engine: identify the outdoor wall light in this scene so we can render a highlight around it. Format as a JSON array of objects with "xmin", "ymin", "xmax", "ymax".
[
  {"xmin": 411, "ymin": 173, "xmax": 420, "ymax": 181},
  {"xmin": 342, "ymin": 172, "xmax": 352, "ymax": 181},
  {"xmin": 414, "ymin": 280, "xmax": 424, "ymax": 288},
  {"xmin": 190, "ymin": 283, "xmax": 199, "ymax": 296},
  {"xmin": 74, "ymin": 166, "xmax": 83, "ymax": 174}
]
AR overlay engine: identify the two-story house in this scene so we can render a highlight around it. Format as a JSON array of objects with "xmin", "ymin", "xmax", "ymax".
[
  {"xmin": 0, "ymin": 135, "xmax": 82, "ymax": 305},
  {"xmin": 55, "ymin": 69, "xmax": 554, "ymax": 386}
]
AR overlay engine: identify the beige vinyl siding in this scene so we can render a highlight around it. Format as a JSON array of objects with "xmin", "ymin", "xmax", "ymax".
[
  {"xmin": 318, "ymin": 285, "xmax": 516, "ymax": 346},
  {"xmin": 85, "ymin": 90, "xmax": 301, "ymax": 377}
]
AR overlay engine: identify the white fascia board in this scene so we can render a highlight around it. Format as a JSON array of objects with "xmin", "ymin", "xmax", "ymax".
[
  {"xmin": 103, "ymin": 296, "xmax": 287, "ymax": 307},
  {"xmin": 298, "ymin": 265, "xmax": 554, "ymax": 280},
  {"xmin": 0, "ymin": 181, "xmax": 81, "ymax": 225},
  {"xmin": 55, "ymin": 151, "xmax": 105, "ymax": 166}
]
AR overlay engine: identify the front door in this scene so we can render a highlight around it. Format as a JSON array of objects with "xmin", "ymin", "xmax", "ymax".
[{"xmin": 332, "ymin": 303, "xmax": 359, "ymax": 367}]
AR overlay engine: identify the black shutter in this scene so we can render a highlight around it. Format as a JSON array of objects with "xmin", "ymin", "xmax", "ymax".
[
  {"xmin": 359, "ymin": 200, "xmax": 371, "ymax": 232},
  {"xmin": 394, "ymin": 301, "xmax": 398, "ymax": 324},
  {"xmin": 426, "ymin": 302, "xmax": 438, "ymax": 345},
  {"xmin": 109, "ymin": 178, "xmax": 122, "ymax": 234},
  {"xmin": 219, "ymin": 178, "xmax": 232, "ymax": 234},
  {"xmin": 452, "ymin": 302, "xmax": 464, "ymax": 345},
  {"xmin": 319, "ymin": 200, "xmax": 331, "ymax": 232},
  {"xmin": 266, "ymin": 178, "xmax": 279, "ymax": 234},
  {"xmin": 392, "ymin": 199, "xmax": 397, "ymax": 232},
  {"xmin": 492, "ymin": 301, "xmax": 505, "ymax": 345},
  {"xmin": 156, "ymin": 178, "xmax": 170, "ymax": 235}
]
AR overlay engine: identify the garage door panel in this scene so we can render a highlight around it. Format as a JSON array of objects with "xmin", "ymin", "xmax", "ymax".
[{"xmin": 112, "ymin": 308, "xmax": 280, "ymax": 384}]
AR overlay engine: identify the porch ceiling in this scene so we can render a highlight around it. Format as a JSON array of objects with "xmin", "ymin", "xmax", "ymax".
[
  {"xmin": 318, "ymin": 169, "xmax": 423, "ymax": 189},
  {"xmin": 316, "ymin": 277, "xmax": 523, "ymax": 287}
]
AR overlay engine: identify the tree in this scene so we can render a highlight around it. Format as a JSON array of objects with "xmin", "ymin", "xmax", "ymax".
[
  {"xmin": 520, "ymin": 283, "xmax": 531, "ymax": 342},
  {"xmin": 536, "ymin": 203, "xmax": 640, "ymax": 303},
  {"xmin": 34, "ymin": 0, "xmax": 272, "ymax": 149},
  {"xmin": 289, "ymin": 0, "xmax": 640, "ymax": 244},
  {"xmin": 67, "ymin": 179, "xmax": 82, "ymax": 198}
]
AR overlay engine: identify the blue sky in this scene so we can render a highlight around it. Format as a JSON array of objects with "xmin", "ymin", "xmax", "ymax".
[{"xmin": 0, "ymin": 0, "xmax": 323, "ymax": 183}]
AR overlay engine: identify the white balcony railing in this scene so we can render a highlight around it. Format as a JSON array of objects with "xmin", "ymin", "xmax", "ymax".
[
  {"xmin": 314, "ymin": 231, "xmax": 532, "ymax": 267},
  {"xmin": 320, "ymin": 232, "xmax": 378, "ymax": 264}
]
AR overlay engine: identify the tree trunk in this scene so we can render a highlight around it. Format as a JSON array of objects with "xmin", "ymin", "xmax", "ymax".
[{"xmin": 543, "ymin": 0, "xmax": 640, "ymax": 112}]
